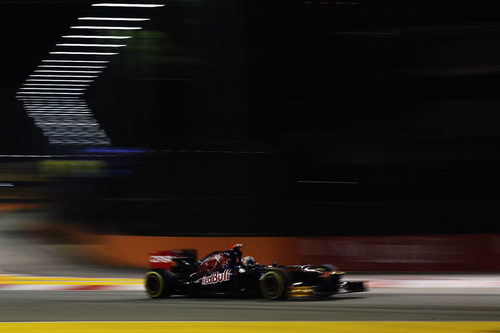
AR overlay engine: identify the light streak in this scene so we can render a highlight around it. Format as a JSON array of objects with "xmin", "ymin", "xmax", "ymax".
[
  {"xmin": 92, "ymin": 3, "xmax": 165, "ymax": 8},
  {"xmin": 34, "ymin": 70, "xmax": 102, "ymax": 74},
  {"xmin": 25, "ymin": 109, "xmax": 90, "ymax": 111},
  {"xmin": 78, "ymin": 17, "xmax": 150, "ymax": 21},
  {"xmin": 49, "ymin": 51, "xmax": 118, "ymax": 55},
  {"xmin": 26, "ymin": 79, "xmax": 94, "ymax": 82},
  {"xmin": 18, "ymin": 98, "xmax": 81, "ymax": 102},
  {"xmin": 71, "ymin": 26, "xmax": 142, "ymax": 30},
  {"xmin": 297, "ymin": 180, "xmax": 360, "ymax": 184},
  {"xmin": 30, "ymin": 75, "xmax": 98, "ymax": 78},
  {"xmin": 17, "ymin": 92, "xmax": 84, "ymax": 95},
  {"xmin": 23, "ymin": 83, "xmax": 90, "ymax": 87},
  {"xmin": 25, "ymin": 104, "xmax": 87, "ymax": 106},
  {"xmin": 62, "ymin": 35, "xmax": 131, "ymax": 39},
  {"xmin": 20, "ymin": 88, "xmax": 86, "ymax": 91},
  {"xmin": 17, "ymin": 96, "xmax": 80, "ymax": 99},
  {"xmin": 39, "ymin": 65, "xmax": 106, "ymax": 69},
  {"xmin": 42, "ymin": 60, "xmax": 110, "ymax": 63},
  {"xmin": 24, "ymin": 101, "xmax": 88, "ymax": 106},
  {"xmin": 56, "ymin": 43, "xmax": 126, "ymax": 47},
  {"xmin": 27, "ymin": 112, "xmax": 92, "ymax": 114}
]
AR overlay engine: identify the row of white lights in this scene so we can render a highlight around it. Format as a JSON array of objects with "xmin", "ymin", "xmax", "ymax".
[{"xmin": 17, "ymin": 2, "xmax": 165, "ymax": 146}]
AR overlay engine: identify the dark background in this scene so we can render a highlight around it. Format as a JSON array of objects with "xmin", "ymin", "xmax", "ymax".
[{"xmin": 1, "ymin": 1, "xmax": 500, "ymax": 236}]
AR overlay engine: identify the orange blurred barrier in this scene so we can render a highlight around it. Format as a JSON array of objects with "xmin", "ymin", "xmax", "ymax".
[
  {"xmin": 0, "ymin": 203, "xmax": 44, "ymax": 213},
  {"xmin": 0, "ymin": 203, "xmax": 45, "ymax": 213},
  {"xmin": 69, "ymin": 231, "xmax": 500, "ymax": 271},
  {"xmin": 90, "ymin": 235, "xmax": 299, "ymax": 267}
]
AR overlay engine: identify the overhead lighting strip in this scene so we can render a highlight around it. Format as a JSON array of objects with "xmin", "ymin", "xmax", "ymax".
[
  {"xmin": 49, "ymin": 51, "xmax": 118, "ymax": 55},
  {"xmin": 42, "ymin": 60, "xmax": 110, "ymax": 63},
  {"xmin": 17, "ymin": 92, "xmax": 84, "ymax": 95},
  {"xmin": 26, "ymin": 109, "xmax": 89, "ymax": 111},
  {"xmin": 25, "ymin": 104, "xmax": 86, "ymax": 107},
  {"xmin": 34, "ymin": 70, "xmax": 103, "ymax": 74},
  {"xmin": 27, "ymin": 109, "xmax": 89, "ymax": 111},
  {"xmin": 24, "ymin": 102, "xmax": 86, "ymax": 105},
  {"xmin": 78, "ymin": 17, "xmax": 150, "ymax": 21},
  {"xmin": 24, "ymin": 83, "xmax": 90, "ymax": 87},
  {"xmin": 17, "ymin": 96, "xmax": 81, "ymax": 99},
  {"xmin": 71, "ymin": 26, "xmax": 142, "ymax": 30},
  {"xmin": 56, "ymin": 43, "xmax": 126, "ymax": 47},
  {"xmin": 30, "ymin": 75, "xmax": 98, "ymax": 78},
  {"xmin": 17, "ymin": 1, "xmax": 166, "ymax": 147},
  {"xmin": 20, "ymin": 88, "xmax": 86, "ymax": 91},
  {"xmin": 39, "ymin": 65, "xmax": 106, "ymax": 69},
  {"xmin": 27, "ymin": 112, "xmax": 92, "ymax": 115},
  {"xmin": 92, "ymin": 3, "xmax": 165, "ymax": 8},
  {"xmin": 27, "ymin": 79, "xmax": 94, "ymax": 82},
  {"xmin": 26, "ymin": 106, "xmax": 86, "ymax": 109},
  {"xmin": 62, "ymin": 35, "xmax": 132, "ymax": 39}
]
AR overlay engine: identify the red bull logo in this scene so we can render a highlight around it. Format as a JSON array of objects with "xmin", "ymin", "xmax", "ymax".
[{"xmin": 201, "ymin": 270, "xmax": 231, "ymax": 285}]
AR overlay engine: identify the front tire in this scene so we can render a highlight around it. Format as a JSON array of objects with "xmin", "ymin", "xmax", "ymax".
[
  {"xmin": 259, "ymin": 269, "xmax": 289, "ymax": 300},
  {"xmin": 145, "ymin": 269, "xmax": 175, "ymax": 299}
]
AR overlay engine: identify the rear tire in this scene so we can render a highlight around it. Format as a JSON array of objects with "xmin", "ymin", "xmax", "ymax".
[
  {"xmin": 259, "ymin": 269, "xmax": 289, "ymax": 300},
  {"xmin": 145, "ymin": 269, "xmax": 175, "ymax": 299}
]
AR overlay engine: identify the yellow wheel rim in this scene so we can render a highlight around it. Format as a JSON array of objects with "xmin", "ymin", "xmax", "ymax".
[
  {"xmin": 260, "ymin": 271, "xmax": 285, "ymax": 300},
  {"xmin": 144, "ymin": 271, "xmax": 164, "ymax": 298}
]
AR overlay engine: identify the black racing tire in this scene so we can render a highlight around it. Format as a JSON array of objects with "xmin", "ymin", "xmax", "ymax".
[
  {"xmin": 259, "ymin": 269, "xmax": 289, "ymax": 300},
  {"xmin": 144, "ymin": 269, "xmax": 175, "ymax": 299}
]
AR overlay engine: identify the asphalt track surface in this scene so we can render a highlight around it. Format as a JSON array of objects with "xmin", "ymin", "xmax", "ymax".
[
  {"xmin": 1, "ymin": 212, "xmax": 500, "ymax": 323},
  {"xmin": 1, "ymin": 288, "xmax": 500, "ymax": 322}
]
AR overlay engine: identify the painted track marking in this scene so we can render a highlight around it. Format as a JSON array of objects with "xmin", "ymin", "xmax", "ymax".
[{"xmin": 1, "ymin": 322, "xmax": 500, "ymax": 333}]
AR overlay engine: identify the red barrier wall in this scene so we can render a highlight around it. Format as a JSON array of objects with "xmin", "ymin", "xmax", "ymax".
[
  {"xmin": 69, "ymin": 232, "xmax": 500, "ymax": 271},
  {"xmin": 297, "ymin": 234, "xmax": 500, "ymax": 271}
]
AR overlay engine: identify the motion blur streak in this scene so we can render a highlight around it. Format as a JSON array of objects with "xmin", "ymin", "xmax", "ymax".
[
  {"xmin": 41, "ymin": 60, "xmax": 110, "ymax": 63},
  {"xmin": 38, "ymin": 66, "xmax": 106, "ymax": 68},
  {"xmin": 78, "ymin": 17, "xmax": 150, "ymax": 21},
  {"xmin": 26, "ymin": 79, "xmax": 94, "ymax": 82},
  {"xmin": 0, "ymin": 322, "xmax": 499, "ymax": 333},
  {"xmin": 34, "ymin": 70, "xmax": 102, "ymax": 73},
  {"xmin": 92, "ymin": 3, "xmax": 165, "ymax": 7},
  {"xmin": 0, "ymin": 275, "xmax": 142, "ymax": 286},
  {"xmin": 29, "ymin": 75, "xmax": 98, "ymax": 78},
  {"xmin": 48, "ymin": 52, "xmax": 118, "ymax": 55},
  {"xmin": 62, "ymin": 35, "xmax": 132, "ymax": 39},
  {"xmin": 55, "ymin": 44, "xmax": 126, "ymax": 48},
  {"xmin": 70, "ymin": 26, "xmax": 142, "ymax": 30}
]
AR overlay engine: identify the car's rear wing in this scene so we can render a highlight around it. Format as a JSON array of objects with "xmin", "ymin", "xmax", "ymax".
[{"xmin": 149, "ymin": 249, "xmax": 198, "ymax": 269}]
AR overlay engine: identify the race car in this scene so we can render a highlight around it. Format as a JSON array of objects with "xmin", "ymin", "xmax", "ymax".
[{"xmin": 144, "ymin": 244, "xmax": 366, "ymax": 300}]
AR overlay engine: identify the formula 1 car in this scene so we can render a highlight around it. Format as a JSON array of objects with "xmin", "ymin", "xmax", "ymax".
[{"xmin": 144, "ymin": 244, "xmax": 366, "ymax": 300}]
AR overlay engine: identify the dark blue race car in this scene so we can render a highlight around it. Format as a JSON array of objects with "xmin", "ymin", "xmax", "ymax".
[{"xmin": 145, "ymin": 244, "xmax": 366, "ymax": 300}]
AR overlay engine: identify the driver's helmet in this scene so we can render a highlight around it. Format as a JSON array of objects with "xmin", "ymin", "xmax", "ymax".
[{"xmin": 241, "ymin": 256, "xmax": 256, "ymax": 267}]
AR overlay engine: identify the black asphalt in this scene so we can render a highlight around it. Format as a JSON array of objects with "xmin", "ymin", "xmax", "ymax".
[{"xmin": 1, "ymin": 289, "xmax": 500, "ymax": 322}]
